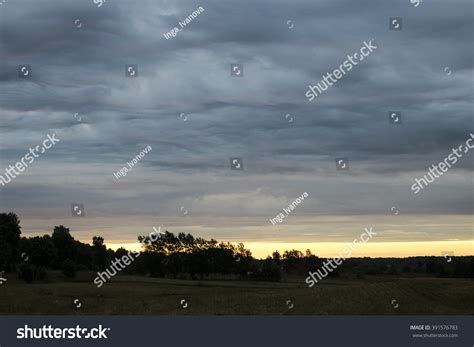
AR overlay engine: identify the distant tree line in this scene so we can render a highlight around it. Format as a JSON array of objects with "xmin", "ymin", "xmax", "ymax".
[{"xmin": 0, "ymin": 213, "xmax": 472, "ymax": 283}]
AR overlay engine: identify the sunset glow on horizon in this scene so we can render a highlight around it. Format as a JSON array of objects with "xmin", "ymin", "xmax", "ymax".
[{"xmin": 103, "ymin": 240, "xmax": 473, "ymax": 259}]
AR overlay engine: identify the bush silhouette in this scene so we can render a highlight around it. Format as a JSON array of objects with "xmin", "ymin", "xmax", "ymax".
[
  {"xmin": 61, "ymin": 259, "xmax": 76, "ymax": 278},
  {"xmin": 18, "ymin": 263, "xmax": 34, "ymax": 283}
]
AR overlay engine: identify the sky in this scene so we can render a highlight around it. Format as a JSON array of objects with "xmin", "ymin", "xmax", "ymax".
[{"xmin": 0, "ymin": 0, "xmax": 472, "ymax": 258}]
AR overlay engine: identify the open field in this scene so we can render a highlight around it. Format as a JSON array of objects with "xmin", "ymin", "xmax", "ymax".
[{"xmin": 0, "ymin": 272, "xmax": 473, "ymax": 315}]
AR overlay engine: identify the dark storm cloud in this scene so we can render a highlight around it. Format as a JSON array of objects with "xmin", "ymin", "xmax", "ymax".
[{"xmin": 0, "ymin": 0, "xmax": 472, "ymax": 237}]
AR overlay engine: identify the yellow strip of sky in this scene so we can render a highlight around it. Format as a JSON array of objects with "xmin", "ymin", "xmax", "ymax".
[{"xmin": 105, "ymin": 240, "xmax": 473, "ymax": 259}]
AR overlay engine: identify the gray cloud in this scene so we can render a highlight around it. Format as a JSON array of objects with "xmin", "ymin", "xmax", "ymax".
[{"xmin": 0, "ymin": 0, "xmax": 472, "ymax": 243}]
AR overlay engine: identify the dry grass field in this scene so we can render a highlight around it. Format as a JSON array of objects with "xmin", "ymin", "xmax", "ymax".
[{"xmin": 0, "ymin": 272, "xmax": 473, "ymax": 315}]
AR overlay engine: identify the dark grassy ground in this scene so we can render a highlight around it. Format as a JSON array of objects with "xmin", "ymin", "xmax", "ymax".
[{"xmin": 0, "ymin": 272, "xmax": 473, "ymax": 315}]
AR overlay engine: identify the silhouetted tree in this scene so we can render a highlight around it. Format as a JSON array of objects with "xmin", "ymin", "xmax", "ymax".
[
  {"xmin": 92, "ymin": 236, "xmax": 107, "ymax": 270},
  {"xmin": 52, "ymin": 225, "xmax": 76, "ymax": 267},
  {"xmin": 282, "ymin": 249, "xmax": 304, "ymax": 274},
  {"xmin": 0, "ymin": 212, "xmax": 22, "ymax": 271},
  {"xmin": 74, "ymin": 241, "xmax": 93, "ymax": 270},
  {"xmin": 20, "ymin": 235, "xmax": 56, "ymax": 268}
]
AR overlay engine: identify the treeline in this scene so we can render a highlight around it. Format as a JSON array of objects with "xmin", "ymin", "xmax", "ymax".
[
  {"xmin": 0, "ymin": 213, "xmax": 115, "ymax": 282},
  {"xmin": 1, "ymin": 213, "xmax": 473, "ymax": 283},
  {"xmin": 0, "ymin": 212, "xmax": 260, "ymax": 282}
]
